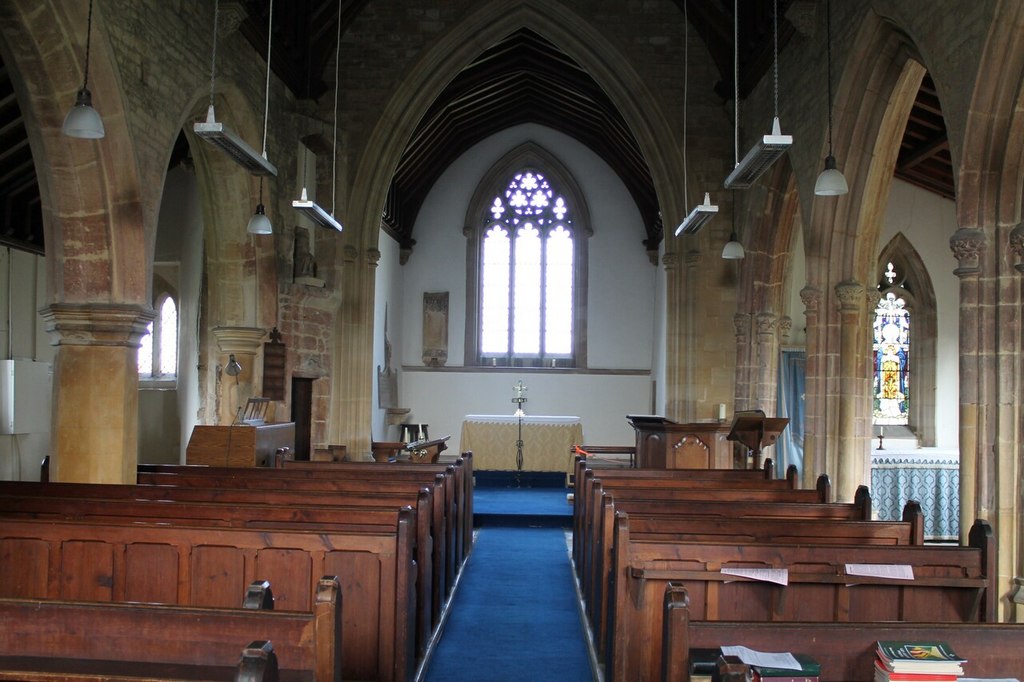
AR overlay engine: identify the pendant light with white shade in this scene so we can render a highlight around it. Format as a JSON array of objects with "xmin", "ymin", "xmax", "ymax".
[
  {"xmin": 63, "ymin": 0, "xmax": 105, "ymax": 139},
  {"xmin": 245, "ymin": 0, "xmax": 277, "ymax": 234},
  {"xmin": 814, "ymin": 0, "xmax": 849, "ymax": 196},
  {"xmin": 722, "ymin": 191, "xmax": 745, "ymax": 259}
]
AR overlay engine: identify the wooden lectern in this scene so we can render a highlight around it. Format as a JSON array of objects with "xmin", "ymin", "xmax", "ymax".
[
  {"xmin": 627, "ymin": 415, "xmax": 733, "ymax": 469},
  {"xmin": 726, "ymin": 410, "xmax": 789, "ymax": 469}
]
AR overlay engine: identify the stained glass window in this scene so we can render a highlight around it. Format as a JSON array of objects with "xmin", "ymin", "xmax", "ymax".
[
  {"xmin": 873, "ymin": 290, "xmax": 910, "ymax": 424},
  {"xmin": 480, "ymin": 170, "xmax": 574, "ymax": 363}
]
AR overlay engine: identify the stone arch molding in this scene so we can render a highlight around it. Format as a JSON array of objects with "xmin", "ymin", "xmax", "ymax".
[
  {"xmin": 0, "ymin": 0, "xmax": 148, "ymax": 306},
  {"xmin": 876, "ymin": 232, "xmax": 938, "ymax": 447},
  {"xmin": 349, "ymin": 0, "xmax": 684, "ymax": 252}
]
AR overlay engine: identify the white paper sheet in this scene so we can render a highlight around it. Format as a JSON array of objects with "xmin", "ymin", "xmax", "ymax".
[
  {"xmin": 720, "ymin": 646, "xmax": 801, "ymax": 671},
  {"xmin": 720, "ymin": 567, "xmax": 789, "ymax": 586},
  {"xmin": 844, "ymin": 563, "xmax": 914, "ymax": 580}
]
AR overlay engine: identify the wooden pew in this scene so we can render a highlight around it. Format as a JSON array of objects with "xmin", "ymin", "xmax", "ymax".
[
  {"xmin": 0, "ymin": 479, "xmax": 438, "ymax": 665},
  {"xmin": 0, "ymin": 577, "xmax": 342, "ymax": 681},
  {"xmin": 138, "ymin": 457, "xmax": 469, "ymax": 591},
  {"xmin": 0, "ymin": 511, "xmax": 417, "ymax": 682},
  {"xmin": 661, "ymin": 583, "xmax": 1024, "ymax": 681},
  {"xmin": 135, "ymin": 465, "xmax": 460, "ymax": 608},
  {"xmin": 607, "ymin": 515, "xmax": 996, "ymax": 682},
  {"xmin": 273, "ymin": 451, "xmax": 475, "ymax": 567},
  {"xmin": 584, "ymin": 502, "xmax": 923, "ymax": 660},
  {"xmin": 575, "ymin": 472, "xmax": 839, "ymax": 593}
]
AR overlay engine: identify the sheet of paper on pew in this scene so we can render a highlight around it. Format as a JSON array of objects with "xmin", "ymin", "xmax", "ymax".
[
  {"xmin": 720, "ymin": 646, "xmax": 820, "ymax": 682},
  {"xmin": 721, "ymin": 567, "xmax": 789, "ymax": 585},
  {"xmin": 846, "ymin": 563, "xmax": 915, "ymax": 580}
]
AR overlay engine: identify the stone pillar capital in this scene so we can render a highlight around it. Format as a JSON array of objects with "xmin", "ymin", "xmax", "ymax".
[
  {"xmin": 755, "ymin": 312, "xmax": 777, "ymax": 335},
  {"xmin": 366, "ymin": 247, "xmax": 381, "ymax": 267},
  {"xmin": 799, "ymin": 285, "xmax": 822, "ymax": 313},
  {"xmin": 777, "ymin": 315, "xmax": 793, "ymax": 342},
  {"xmin": 212, "ymin": 326, "xmax": 267, "ymax": 355},
  {"xmin": 949, "ymin": 227, "xmax": 986, "ymax": 276},
  {"xmin": 662, "ymin": 251, "xmax": 679, "ymax": 270},
  {"xmin": 733, "ymin": 312, "xmax": 751, "ymax": 337},
  {"xmin": 1009, "ymin": 223, "xmax": 1024, "ymax": 274},
  {"xmin": 41, "ymin": 303, "xmax": 154, "ymax": 348},
  {"xmin": 684, "ymin": 249, "xmax": 702, "ymax": 267},
  {"xmin": 834, "ymin": 280, "xmax": 865, "ymax": 311},
  {"xmin": 343, "ymin": 244, "xmax": 359, "ymax": 264}
]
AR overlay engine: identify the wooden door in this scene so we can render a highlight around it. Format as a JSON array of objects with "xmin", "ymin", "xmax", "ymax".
[{"xmin": 290, "ymin": 377, "xmax": 313, "ymax": 460}]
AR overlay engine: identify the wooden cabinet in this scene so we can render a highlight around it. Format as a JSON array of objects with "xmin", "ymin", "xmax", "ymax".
[
  {"xmin": 627, "ymin": 416, "xmax": 733, "ymax": 469},
  {"xmin": 186, "ymin": 422, "xmax": 295, "ymax": 467}
]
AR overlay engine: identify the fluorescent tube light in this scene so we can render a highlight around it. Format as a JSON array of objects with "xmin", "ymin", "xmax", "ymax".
[
  {"xmin": 194, "ymin": 105, "xmax": 278, "ymax": 177},
  {"xmin": 292, "ymin": 188, "xmax": 343, "ymax": 232},
  {"xmin": 674, "ymin": 192, "xmax": 719, "ymax": 236},
  {"xmin": 724, "ymin": 116, "xmax": 792, "ymax": 189}
]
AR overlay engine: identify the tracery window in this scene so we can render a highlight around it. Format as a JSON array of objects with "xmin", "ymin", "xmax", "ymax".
[
  {"xmin": 478, "ymin": 170, "xmax": 575, "ymax": 365},
  {"xmin": 873, "ymin": 264, "xmax": 910, "ymax": 424},
  {"xmin": 138, "ymin": 295, "xmax": 178, "ymax": 380}
]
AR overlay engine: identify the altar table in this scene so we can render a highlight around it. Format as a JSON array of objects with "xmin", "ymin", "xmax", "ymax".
[
  {"xmin": 459, "ymin": 415, "xmax": 583, "ymax": 475},
  {"xmin": 870, "ymin": 451, "xmax": 959, "ymax": 541}
]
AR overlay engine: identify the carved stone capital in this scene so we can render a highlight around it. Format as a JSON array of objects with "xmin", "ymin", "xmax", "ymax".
[
  {"xmin": 834, "ymin": 280, "xmax": 864, "ymax": 311},
  {"xmin": 756, "ymin": 312, "xmax": 777, "ymax": 336},
  {"xmin": 41, "ymin": 303, "xmax": 155, "ymax": 348},
  {"xmin": 212, "ymin": 326, "xmax": 267, "ymax": 355},
  {"xmin": 662, "ymin": 252, "xmax": 679, "ymax": 270},
  {"xmin": 777, "ymin": 316, "xmax": 793, "ymax": 342},
  {"xmin": 684, "ymin": 249, "xmax": 702, "ymax": 267},
  {"xmin": 366, "ymin": 248, "xmax": 381, "ymax": 267},
  {"xmin": 799, "ymin": 285, "xmax": 822, "ymax": 313},
  {"xmin": 343, "ymin": 244, "xmax": 359, "ymax": 264},
  {"xmin": 949, "ymin": 227, "xmax": 986, "ymax": 276},
  {"xmin": 1009, "ymin": 223, "xmax": 1024, "ymax": 274},
  {"xmin": 733, "ymin": 312, "xmax": 751, "ymax": 338}
]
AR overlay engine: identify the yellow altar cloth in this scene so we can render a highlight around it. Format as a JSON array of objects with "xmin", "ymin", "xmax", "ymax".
[{"xmin": 459, "ymin": 414, "xmax": 583, "ymax": 475}]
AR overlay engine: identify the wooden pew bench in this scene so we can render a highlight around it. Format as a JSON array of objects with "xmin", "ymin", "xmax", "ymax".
[
  {"xmin": 0, "ymin": 577, "xmax": 342, "ymax": 682},
  {"xmin": 0, "ymin": 513, "xmax": 416, "ymax": 682},
  {"xmin": 137, "ymin": 460, "xmax": 467, "ymax": 594},
  {"xmin": 607, "ymin": 515, "xmax": 996, "ymax": 682},
  {"xmin": 0, "ymin": 479, "xmax": 437, "ymax": 666},
  {"xmin": 573, "ymin": 469, "xmax": 832, "ymax": 578},
  {"xmin": 661, "ymin": 583, "xmax": 1024, "ymax": 682},
  {"xmin": 583, "ymin": 503, "xmax": 922, "ymax": 661}
]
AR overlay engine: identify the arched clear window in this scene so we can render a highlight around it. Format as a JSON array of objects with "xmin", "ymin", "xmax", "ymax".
[
  {"xmin": 138, "ymin": 295, "xmax": 178, "ymax": 380},
  {"xmin": 478, "ymin": 170, "xmax": 575, "ymax": 365},
  {"xmin": 873, "ymin": 263, "xmax": 910, "ymax": 425}
]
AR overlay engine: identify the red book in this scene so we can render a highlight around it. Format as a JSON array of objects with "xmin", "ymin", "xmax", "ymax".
[{"xmin": 874, "ymin": 658, "xmax": 959, "ymax": 682}]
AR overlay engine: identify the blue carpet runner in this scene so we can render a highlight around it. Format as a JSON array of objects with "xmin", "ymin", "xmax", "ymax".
[{"xmin": 423, "ymin": 524, "xmax": 593, "ymax": 681}]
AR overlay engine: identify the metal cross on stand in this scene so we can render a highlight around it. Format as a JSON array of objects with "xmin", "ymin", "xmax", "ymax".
[{"xmin": 512, "ymin": 380, "xmax": 527, "ymax": 487}]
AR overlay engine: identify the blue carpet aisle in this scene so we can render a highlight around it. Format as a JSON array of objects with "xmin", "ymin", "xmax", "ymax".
[{"xmin": 423, "ymin": 487, "xmax": 594, "ymax": 681}]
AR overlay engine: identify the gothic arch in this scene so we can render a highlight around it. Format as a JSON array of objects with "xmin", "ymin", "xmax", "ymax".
[
  {"xmin": 0, "ymin": 0, "xmax": 148, "ymax": 306},
  {"xmin": 876, "ymin": 233, "xmax": 937, "ymax": 446},
  {"xmin": 461, "ymin": 142, "xmax": 590, "ymax": 367}
]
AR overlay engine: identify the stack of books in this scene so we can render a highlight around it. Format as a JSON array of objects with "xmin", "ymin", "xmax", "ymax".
[
  {"xmin": 750, "ymin": 653, "xmax": 821, "ymax": 682},
  {"xmin": 875, "ymin": 641, "xmax": 966, "ymax": 682}
]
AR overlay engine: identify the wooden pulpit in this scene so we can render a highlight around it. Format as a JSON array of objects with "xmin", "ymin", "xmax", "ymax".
[{"xmin": 627, "ymin": 415, "xmax": 733, "ymax": 469}]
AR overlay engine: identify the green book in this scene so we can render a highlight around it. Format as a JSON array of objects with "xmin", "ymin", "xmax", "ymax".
[{"xmin": 876, "ymin": 641, "xmax": 966, "ymax": 674}]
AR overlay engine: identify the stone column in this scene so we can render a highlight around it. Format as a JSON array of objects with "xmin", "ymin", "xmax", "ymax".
[
  {"xmin": 950, "ymin": 228, "xmax": 985, "ymax": 542},
  {"xmin": 733, "ymin": 312, "xmax": 752, "ymax": 412},
  {"xmin": 1009, "ymin": 224, "xmax": 1024, "ymax": 617},
  {"xmin": 835, "ymin": 280, "xmax": 865, "ymax": 502},
  {"xmin": 662, "ymin": 251, "xmax": 684, "ymax": 420},
  {"xmin": 799, "ymin": 286, "xmax": 823, "ymax": 489},
  {"xmin": 212, "ymin": 326, "xmax": 267, "ymax": 425},
  {"xmin": 41, "ymin": 303, "xmax": 154, "ymax": 484},
  {"xmin": 330, "ymin": 245, "xmax": 378, "ymax": 459},
  {"xmin": 755, "ymin": 312, "xmax": 778, "ymax": 411}
]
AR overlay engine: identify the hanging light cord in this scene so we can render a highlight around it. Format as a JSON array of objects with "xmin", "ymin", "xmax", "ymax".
[
  {"xmin": 772, "ymin": 0, "xmax": 779, "ymax": 119},
  {"xmin": 682, "ymin": 0, "xmax": 689, "ymax": 209},
  {"xmin": 83, "ymin": 0, "xmax": 95, "ymax": 89},
  {"xmin": 825, "ymin": 0, "xmax": 835, "ymax": 156},
  {"xmin": 331, "ymin": 0, "xmax": 341, "ymax": 216},
  {"xmin": 261, "ymin": 0, "xmax": 274, "ymax": 158},
  {"xmin": 208, "ymin": 0, "xmax": 219, "ymax": 110},
  {"xmin": 733, "ymin": 0, "xmax": 739, "ymax": 166}
]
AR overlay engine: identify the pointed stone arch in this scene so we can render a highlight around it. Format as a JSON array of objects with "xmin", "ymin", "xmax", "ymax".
[{"xmin": 876, "ymin": 232, "xmax": 937, "ymax": 446}]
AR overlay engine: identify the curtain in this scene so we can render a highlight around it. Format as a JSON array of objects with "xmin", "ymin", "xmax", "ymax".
[{"xmin": 775, "ymin": 350, "xmax": 806, "ymax": 478}]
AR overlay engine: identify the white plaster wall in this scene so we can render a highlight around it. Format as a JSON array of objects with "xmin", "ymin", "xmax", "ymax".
[
  {"xmin": 880, "ymin": 179, "xmax": 959, "ymax": 450},
  {"xmin": 372, "ymin": 231, "xmax": 404, "ymax": 442},
  {"xmin": 381, "ymin": 123, "xmax": 657, "ymax": 449}
]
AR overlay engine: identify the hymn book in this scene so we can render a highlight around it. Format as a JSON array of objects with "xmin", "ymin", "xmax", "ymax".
[{"xmin": 876, "ymin": 641, "xmax": 966, "ymax": 676}]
